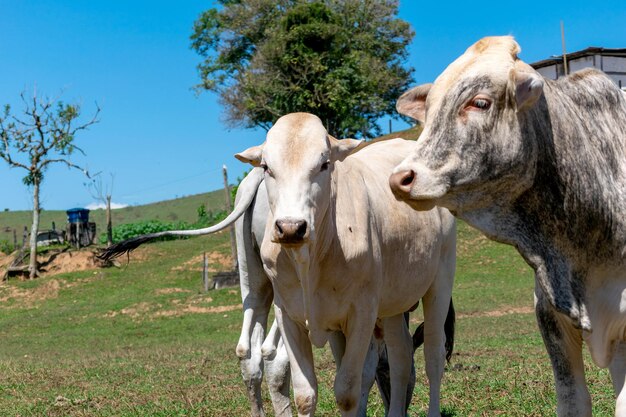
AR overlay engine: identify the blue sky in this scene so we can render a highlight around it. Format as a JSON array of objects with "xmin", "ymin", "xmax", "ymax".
[{"xmin": 1, "ymin": 1, "xmax": 624, "ymax": 211}]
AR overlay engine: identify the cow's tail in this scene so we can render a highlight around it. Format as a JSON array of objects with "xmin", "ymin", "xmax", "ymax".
[
  {"xmin": 96, "ymin": 168, "xmax": 264, "ymax": 262},
  {"xmin": 412, "ymin": 298, "xmax": 455, "ymax": 362}
]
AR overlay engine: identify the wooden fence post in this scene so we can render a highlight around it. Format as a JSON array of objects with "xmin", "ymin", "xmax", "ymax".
[{"xmin": 203, "ymin": 252, "xmax": 209, "ymax": 292}]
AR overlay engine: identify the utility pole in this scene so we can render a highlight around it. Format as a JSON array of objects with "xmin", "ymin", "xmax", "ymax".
[
  {"xmin": 223, "ymin": 165, "xmax": 238, "ymax": 270},
  {"xmin": 561, "ymin": 21, "xmax": 569, "ymax": 77}
]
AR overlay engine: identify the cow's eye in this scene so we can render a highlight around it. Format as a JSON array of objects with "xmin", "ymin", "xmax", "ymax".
[
  {"xmin": 320, "ymin": 161, "xmax": 330, "ymax": 172},
  {"xmin": 467, "ymin": 96, "xmax": 491, "ymax": 111}
]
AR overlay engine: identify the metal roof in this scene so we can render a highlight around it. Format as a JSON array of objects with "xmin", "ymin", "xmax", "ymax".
[{"xmin": 530, "ymin": 47, "xmax": 626, "ymax": 69}]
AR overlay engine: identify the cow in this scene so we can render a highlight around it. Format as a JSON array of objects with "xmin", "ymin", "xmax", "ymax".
[
  {"xmin": 389, "ymin": 35, "xmax": 626, "ymax": 417},
  {"xmin": 98, "ymin": 162, "xmax": 451, "ymax": 416},
  {"xmin": 234, "ymin": 112, "xmax": 456, "ymax": 417},
  {"xmin": 232, "ymin": 172, "xmax": 409, "ymax": 417}
]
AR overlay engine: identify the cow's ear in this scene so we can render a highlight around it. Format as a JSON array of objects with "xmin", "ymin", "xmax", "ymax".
[
  {"xmin": 329, "ymin": 136, "xmax": 363, "ymax": 162},
  {"xmin": 513, "ymin": 63, "xmax": 544, "ymax": 111},
  {"xmin": 235, "ymin": 144, "xmax": 264, "ymax": 167},
  {"xmin": 396, "ymin": 84, "xmax": 432, "ymax": 123}
]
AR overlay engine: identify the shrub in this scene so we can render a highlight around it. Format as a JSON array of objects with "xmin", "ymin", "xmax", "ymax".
[
  {"xmin": 0, "ymin": 239, "xmax": 15, "ymax": 254},
  {"xmin": 100, "ymin": 212, "xmax": 230, "ymax": 245},
  {"xmin": 100, "ymin": 220, "xmax": 188, "ymax": 244}
]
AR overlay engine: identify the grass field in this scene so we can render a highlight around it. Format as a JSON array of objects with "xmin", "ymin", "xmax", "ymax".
[{"xmin": 0, "ymin": 220, "xmax": 616, "ymax": 416}]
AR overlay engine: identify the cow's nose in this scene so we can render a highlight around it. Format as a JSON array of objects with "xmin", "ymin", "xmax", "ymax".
[
  {"xmin": 389, "ymin": 169, "xmax": 416, "ymax": 199},
  {"xmin": 275, "ymin": 219, "xmax": 308, "ymax": 243}
]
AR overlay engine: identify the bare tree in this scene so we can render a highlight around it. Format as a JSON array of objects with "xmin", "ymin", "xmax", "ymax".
[
  {"xmin": 86, "ymin": 173, "xmax": 115, "ymax": 246},
  {"xmin": 0, "ymin": 90, "xmax": 99, "ymax": 278}
]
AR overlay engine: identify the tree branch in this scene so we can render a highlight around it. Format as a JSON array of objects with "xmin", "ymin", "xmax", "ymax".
[{"xmin": 40, "ymin": 157, "xmax": 89, "ymax": 176}]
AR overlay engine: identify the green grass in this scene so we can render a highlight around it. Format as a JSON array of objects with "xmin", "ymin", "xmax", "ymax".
[
  {"xmin": 0, "ymin": 222, "xmax": 616, "ymax": 415},
  {"xmin": 0, "ymin": 189, "xmax": 228, "ymax": 247}
]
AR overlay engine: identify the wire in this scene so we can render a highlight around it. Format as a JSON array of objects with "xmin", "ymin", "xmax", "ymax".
[{"xmin": 119, "ymin": 167, "xmax": 222, "ymax": 199}]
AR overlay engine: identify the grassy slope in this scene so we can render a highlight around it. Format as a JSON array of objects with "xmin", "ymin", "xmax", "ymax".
[
  {"xmin": 0, "ymin": 222, "xmax": 615, "ymax": 416},
  {"xmin": 0, "ymin": 189, "xmax": 228, "ymax": 244}
]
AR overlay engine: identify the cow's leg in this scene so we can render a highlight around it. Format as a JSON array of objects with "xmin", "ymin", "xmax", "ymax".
[
  {"xmin": 264, "ymin": 333, "xmax": 292, "ymax": 417},
  {"xmin": 382, "ymin": 313, "xmax": 413, "ymax": 417},
  {"xmin": 421, "ymin": 285, "xmax": 450, "ymax": 417},
  {"xmin": 261, "ymin": 317, "xmax": 281, "ymax": 358},
  {"xmin": 235, "ymin": 215, "xmax": 274, "ymax": 417},
  {"xmin": 328, "ymin": 331, "xmax": 381, "ymax": 417},
  {"xmin": 274, "ymin": 304, "xmax": 317, "ymax": 417},
  {"xmin": 608, "ymin": 340, "xmax": 626, "ymax": 416},
  {"xmin": 535, "ymin": 290, "xmax": 591, "ymax": 417},
  {"xmin": 239, "ymin": 320, "xmax": 266, "ymax": 417},
  {"xmin": 334, "ymin": 311, "xmax": 377, "ymax": 417}
]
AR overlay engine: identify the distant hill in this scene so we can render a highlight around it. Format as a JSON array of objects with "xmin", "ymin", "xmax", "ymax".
[
  {"xmin": 0, "ymin": 125, "xmax": 422, "ymax": 247},
  {"xmin": 0, "ymin": 189, "xmax": 229, "ymax": 246},
  {"xmin": 375, "ymin": 125, "xmax": 422, "ymax": 141}
]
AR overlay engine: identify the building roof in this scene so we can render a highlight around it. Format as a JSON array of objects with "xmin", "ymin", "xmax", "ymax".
[{"xmin": 531, "ymin": 47, "xmax": 626, "ymax": 69}]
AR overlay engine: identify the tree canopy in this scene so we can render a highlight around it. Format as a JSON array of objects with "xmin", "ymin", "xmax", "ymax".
[{"xmin": 191, "ymin": 0, "xmax": 414, "ymax": 138}]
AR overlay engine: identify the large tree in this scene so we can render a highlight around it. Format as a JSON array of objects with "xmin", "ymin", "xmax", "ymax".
[
  {"xmin": 0, "ymin": 91, "xmax": 99, "ymax": 278},
  {"xmin": 191, "ymin": 0, "xmax": 414, "ymax": 137}
]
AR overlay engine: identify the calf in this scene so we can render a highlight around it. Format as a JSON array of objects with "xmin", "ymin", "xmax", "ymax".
[
  {"xmin": 99, "ymin": 160, "xmax": 451, "ymax": 416},
  {"xmin": 235, "ymin": 113, "xmax": 456, "ymax": 416}
]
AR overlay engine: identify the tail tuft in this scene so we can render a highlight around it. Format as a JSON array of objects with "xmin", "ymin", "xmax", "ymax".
[{"xmin": 96, "ymin": 233, "xmax": 165, "ymax": 262}]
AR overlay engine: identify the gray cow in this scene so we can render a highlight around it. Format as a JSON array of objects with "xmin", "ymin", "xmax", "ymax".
[{"xmin": 390, "ymin": 35, "xmax": 626, "ymax": 416}]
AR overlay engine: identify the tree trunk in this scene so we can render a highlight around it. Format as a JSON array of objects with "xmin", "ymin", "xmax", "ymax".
[
  {"xmin": 106, "ymin": 194, "xmax": 113, "ymax": 246},
  {"xmin": 28, "ymin": 180, "xmax": 40, "ymax": 279}
]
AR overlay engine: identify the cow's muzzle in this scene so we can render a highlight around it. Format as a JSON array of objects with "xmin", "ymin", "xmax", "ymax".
[
  {"xmin": 389, "ymin": 169, "xmax": 416, "ymax": 200},
  {"xmin": 274, "ymin": 218, "xmax": 308, "ymax": 245},
  {"xmin": 389, "ymin": 169, "xmax": 438, "ymax": 211}
]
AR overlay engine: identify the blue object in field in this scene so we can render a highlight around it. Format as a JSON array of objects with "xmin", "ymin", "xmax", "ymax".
[{"xmin": 66, "ymin": 208, "xmax": 90, "ymax": 223}]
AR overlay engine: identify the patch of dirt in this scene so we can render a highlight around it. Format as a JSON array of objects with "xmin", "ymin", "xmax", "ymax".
[
  {"xmin": 409, "ymin": 305, "xmax": 534, "ymax": 326},
  {"xmin": 171, "ymin": 252, "xmax": 233, "ymax": 273},
  {"xmin": 154, "ymin": 304, "xmax": 242, "ymax": 318},
  {"xmin": 104, "ymin": 302, "xmax": 156, "ymax": 319},
  {"xmin": 103, "ymin": 295, "xmax": 242, "ymax": 322},
  {"xmin": 0, "ymin": 279, "xmax": 61, "ymax": 306},
  {"xmin": 457, "ymin": 306, "xmax": 534, "ymax": 319},
  {"xmin": 0, "ymin": 253, "xmax": 13, "ymax": 269},
  {"xmin": 457, "ymin": 232, "xmax": 490, "ymax": 257},
  {"xmin": 38, "ymin": 250, "xmax": 102, "ymax": 276},
  {"xmin": 2, "ymin": 248, "xmax": 110, "ymax": 280},
  {"xmin": 154, "ymin": 288, "xmax": 192, "ymax": 295}
]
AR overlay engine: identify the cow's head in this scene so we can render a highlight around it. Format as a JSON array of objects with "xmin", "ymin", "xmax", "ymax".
[
  {"xmin": 390, "ymin": 36, "xmax": 544, "ymax": 213},
  {"xmin": 235, "ymin": 113, "xmax": 361, "ymax": 247}
]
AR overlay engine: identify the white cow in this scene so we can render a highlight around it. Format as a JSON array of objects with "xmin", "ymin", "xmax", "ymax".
[
  {"xmin": 99, "ymin": 165, "xmax": 442, "ymax": 416},
  {"xmin": 233, "ymin": 173, "xmax": 406, "ymax": 416},
  {"xmin": 234, "ymin": 112, "xmax": 456, "ymax": 417},
  {"xmin": 390, "ymin": 36, "xmax": 626, "ymax": 416}
]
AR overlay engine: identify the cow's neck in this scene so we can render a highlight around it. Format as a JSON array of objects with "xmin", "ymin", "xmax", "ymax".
[
  {"xmin": 461, "ymin": 88, "xmax": 626, "ymax": 332},
  {"xmin": 521, "ymin": 85, "xmax": 626, "ymax": 264}
]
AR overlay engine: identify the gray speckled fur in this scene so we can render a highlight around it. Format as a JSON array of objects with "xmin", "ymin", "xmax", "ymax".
[
  {"xmin": 396, "ymin": 50, "xmax": 626, "ymax": 415},
  {"xmin": 419, "ymin": 68, "xmax": 626, "ymax": 330}
]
